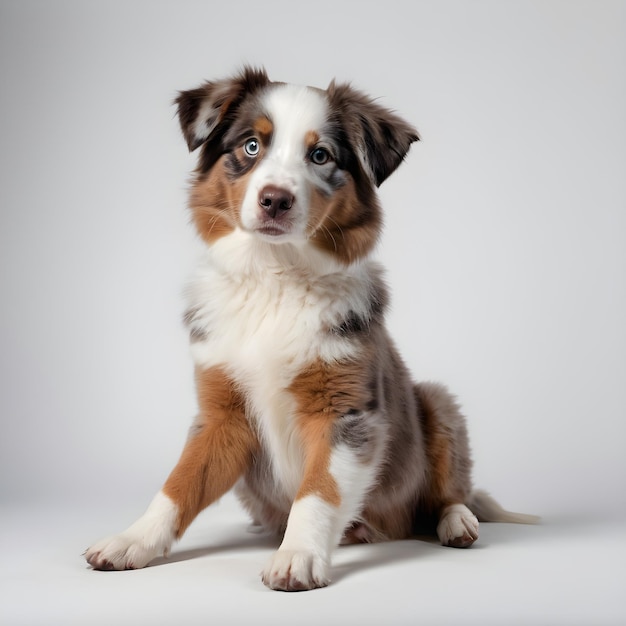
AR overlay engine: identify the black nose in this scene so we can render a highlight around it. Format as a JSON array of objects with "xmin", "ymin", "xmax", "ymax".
[{"xmin": 258, "ymin": 186, "xmax": 294, "ymax": 219}]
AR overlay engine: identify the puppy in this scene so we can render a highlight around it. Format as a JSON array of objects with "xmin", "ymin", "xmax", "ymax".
[{"xmin": 85, "ymin": 67, "xmax": 536, "ymax": 590}]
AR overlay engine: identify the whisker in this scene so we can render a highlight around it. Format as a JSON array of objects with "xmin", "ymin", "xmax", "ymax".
[
  {"xmin": 205, "ymin": 207, "xmax": 230, "ymax": 237},
  {"xmin": 322, "ymin": 215, "xmax": 346, "ymax": 242},
  {"xmin": 320, "ymin": 223, "xmax": 339, "ymax": 252}
]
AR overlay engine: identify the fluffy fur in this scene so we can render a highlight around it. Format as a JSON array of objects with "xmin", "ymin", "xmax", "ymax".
[{"xmin": 85, "ymin": 67, "xmax": 537, "ymax": 590}]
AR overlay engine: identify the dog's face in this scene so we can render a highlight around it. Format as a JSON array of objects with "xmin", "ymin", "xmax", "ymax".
[{"xmin": 176, "ymin": 67, "xmax": 418, "ymax": 264}]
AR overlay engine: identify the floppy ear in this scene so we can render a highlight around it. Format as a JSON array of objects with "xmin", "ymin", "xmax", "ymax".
[
  {"xmin": 175, "ymin": 66, "xmax": 270, "ymax": 152},
  {"xmin": 326, "ymin": 81, "xmax": 419, "ymax": 186}
]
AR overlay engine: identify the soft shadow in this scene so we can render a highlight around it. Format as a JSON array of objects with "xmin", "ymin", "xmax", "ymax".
[
  {"xmin": 145, "ymin": 523, "xmax": 513, "ymax": 576},
  {"xmin": 330, "ymin": 536, "xmax": 442, "ymax": 584},
  {"xmin": 147, "ymin": 530, "xmax": 279, "ymax": 568}
]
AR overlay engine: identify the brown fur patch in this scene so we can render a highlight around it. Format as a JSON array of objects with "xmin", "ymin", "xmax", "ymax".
[
  {"xmin": 190, "ymin": 159, "xmax": 252, "ymax": 244},
  {"xmin": 356, "ymin": 506, "xmax": 416, "ymax": 542},
  {"xmin": 420, "ymin": 403, "xmax": 452, "ymax": 497},
  {"xmin": 414, "ymin": 382, "xmax": 473, "ymax": 515},
  {"xmin": 305, "ymin": 130, "xmax": 320, "ymax": 149},
  {"xmin": 254, "ymin": 116, "xmax": 273, "ymax": 139},
  {"xmin": 163, "ymin": 366, "xmax": 258, "ymax": 536},
  {"xmin": 308, "ymin": 176, "xmax": 381, "ymax": 264},
  {"xmin": 296, "ymin": 417, "xmax": 341, "ymax": 506},
  {"xmin": 289, "ymin": 358, "xmax": 374, "ymax": 506}
]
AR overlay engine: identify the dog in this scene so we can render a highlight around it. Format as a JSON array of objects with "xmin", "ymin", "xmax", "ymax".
[{"xmin": 85, "ymin": 67, "xmax": 537, "ymax": 590}]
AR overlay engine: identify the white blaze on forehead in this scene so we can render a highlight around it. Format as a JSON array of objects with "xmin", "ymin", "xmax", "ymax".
[
  {"xmin": 239, "ymin": 83, "xmax": 330, "ymax": 239},
  {"xmin": 261, "ymin": 84, "xmax": 328, "ymax": 164}
]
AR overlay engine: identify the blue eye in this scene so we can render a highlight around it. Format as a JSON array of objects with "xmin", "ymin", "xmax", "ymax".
[
  {"xmin": 244, "ymin": 138, "xmax": 260, "ymax": 156},
  {"xmin": 310, "ymin": 147, "xmax": 331, "ymax": 165}
]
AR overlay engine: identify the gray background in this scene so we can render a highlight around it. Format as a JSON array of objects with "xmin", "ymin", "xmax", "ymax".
[{"xmin": 1, "ymin": 1, "xmax": 625, "ymax": 624}]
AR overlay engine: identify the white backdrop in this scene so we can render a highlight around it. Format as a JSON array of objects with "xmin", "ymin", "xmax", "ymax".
[{"xmin": 1, "ymin": 0, "xmax": 625, "ymax": 524}]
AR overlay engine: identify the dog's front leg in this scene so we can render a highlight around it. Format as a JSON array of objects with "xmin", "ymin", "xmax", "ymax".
[
  {"xmin": 262, "ymin": 396, "xmax": 381, "ymax": 591},
  {"xmin": 86, "ymin": 366, "xmax": 256, "ymax": 570}
]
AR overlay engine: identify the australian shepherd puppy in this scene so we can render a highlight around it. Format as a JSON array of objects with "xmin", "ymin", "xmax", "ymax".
[{"xmin": 86, "ymin": 67, "xmax": 536, "ymax": 590}]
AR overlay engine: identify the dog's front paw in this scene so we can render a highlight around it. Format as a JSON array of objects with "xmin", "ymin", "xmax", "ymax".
[
  {"xmin": 437, "ymin": 503, "xmax": 479, "ymax": 548},
  {"xmin": 85, "ymin": 491, "xmax": 177, "ymax": 570},
  {"xmin": 261, "ymin": 549, "xmax": 330, "ymax": 591},
  {"xmin": 85, "ymin": 532, "xmax": 165, "ymax": 571}
]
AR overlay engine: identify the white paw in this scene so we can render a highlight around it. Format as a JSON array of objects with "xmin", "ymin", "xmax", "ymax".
[
  {"xmin": 261, "ymin": 550, "xmax": 330, "ymax": 591},
  {"xmin": 437, "ymin": 503, "xmax": 479, "ymax": 548},
  {"xmin": 85, "ymin": 531, "xmax": 166, "ymax": 570},
  {"xmin": 85, "ymin": 491, "xmax": 177, "ymax": 570}
]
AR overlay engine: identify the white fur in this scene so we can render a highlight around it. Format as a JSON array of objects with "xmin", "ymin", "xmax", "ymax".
[
  {"xmin": 329, "ymin": 441, "xmax": 383, "ymax": 530},
  {"xmin": 436, "ymin": 503, "xmax": 480, "ymax": 547},
  {"xmin": 192, "ymin": 98, "xmax": 220, "ymax": 146},
  {"xmin": 85, "ymin": 491, "xmax": 178, "ymax": 569},
  {"xmin": 262, "ymin": 495, "xmax": 334, "ymax": 590},
  {"xmin": 262, "ymin": 442, "xmax": 381, "ymax": 590},
  {"xmin": 188, "ymin": 235, "xmax": 373, "ymax": 373}
]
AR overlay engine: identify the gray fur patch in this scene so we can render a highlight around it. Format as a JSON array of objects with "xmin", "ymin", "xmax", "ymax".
[
  {"xmin": 189, "ymin": 326, "xmax": 209, "ymax": 343},
  {"xmin": 332, "ymin": 410, "xmax": 379, "ymax": 463},
  {"xmin": 330, "ymin": 271, "xmax": 389, "ymax": 338},
  {"xmin": 183, "ymin": 307, "xmax": 209, "ymax": 343},
  {"xmin": 331, "ymin": 311, "xmax": 369, "ymax": 337}
]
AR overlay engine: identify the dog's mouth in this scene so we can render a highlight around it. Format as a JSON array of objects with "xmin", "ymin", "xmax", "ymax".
[
  {"xmin": 256, "ymin": 225, "xmax": 288, "ymax": 237},
  {"xmin": 254, "ymin": 220, "xmax": 294, "ymax": 239}
]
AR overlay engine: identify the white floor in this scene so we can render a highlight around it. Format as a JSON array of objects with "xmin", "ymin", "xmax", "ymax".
[{"xmin": 2, "ymin": 493, "xmax": 624, "ymax": 626}]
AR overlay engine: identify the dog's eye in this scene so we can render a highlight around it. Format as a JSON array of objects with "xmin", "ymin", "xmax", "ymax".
[
  {"xmin": 310, "ymin": 147, "xmax": 331, "ymax": 165},
  {"xmin": 244, "ymin": 138, "xmax": 260, "ymax": 157}
]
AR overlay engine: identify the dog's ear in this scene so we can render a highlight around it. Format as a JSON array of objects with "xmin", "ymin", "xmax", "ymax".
[
  {"xmin": 326, "ymin": 81, "xmax": 419, "ymax": 187},
  {"xmin": 175, "ymin": 66, "xmax": 270, "ymax": 152}
]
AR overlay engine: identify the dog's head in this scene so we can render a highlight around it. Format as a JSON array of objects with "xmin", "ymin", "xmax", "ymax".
[{"xmin": 176, "ymin": 67, "xmax": 418, "ymax": 264}]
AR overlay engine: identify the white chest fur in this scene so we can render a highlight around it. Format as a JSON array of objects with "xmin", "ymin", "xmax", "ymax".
[
  {"xmin": 184, "ymin": 232, "xmax": 379, "ymax": 494},
  {"xmin": 186, "ymin": 233, "xmax": 376, "ymax": 374}
]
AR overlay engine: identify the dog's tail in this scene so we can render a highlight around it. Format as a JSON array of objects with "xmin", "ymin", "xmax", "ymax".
[{"xmin": 468, "ymin": 489, "xmax": 540, "ymax": 524}]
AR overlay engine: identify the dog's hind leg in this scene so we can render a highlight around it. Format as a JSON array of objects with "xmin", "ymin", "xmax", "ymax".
[
  {"xmin": 414, "ymin": 382, "xmax": 480, "ymax": 548},
  {"xmin": 85, "ymin": 366, "xmax": 257, "ymax": 570}
]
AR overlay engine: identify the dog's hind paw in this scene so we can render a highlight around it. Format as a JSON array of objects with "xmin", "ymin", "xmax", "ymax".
[{"xmin": 437, "ymin": 503, "xmax": 479, "ymax": 548}]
